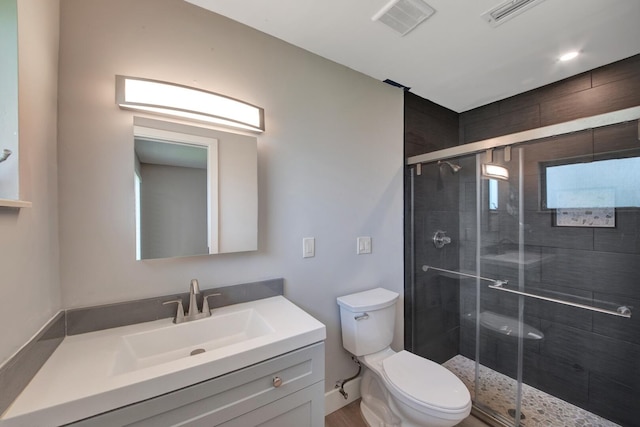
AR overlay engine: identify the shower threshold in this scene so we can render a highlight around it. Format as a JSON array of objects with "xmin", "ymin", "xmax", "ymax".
[{"xmin": 443, "ymin": 355, "xmax": 620, "ymax": 427}]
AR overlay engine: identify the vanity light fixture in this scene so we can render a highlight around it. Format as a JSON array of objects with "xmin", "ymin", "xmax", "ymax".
[{"xmin": 116, "ymin": 76, "xmax": 264, "ymax": 132}]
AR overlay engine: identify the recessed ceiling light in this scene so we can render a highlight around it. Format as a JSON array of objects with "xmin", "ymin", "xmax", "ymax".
[{"xmin": 559, "ymin": 51, "xmax": 579, "ymax": 62}]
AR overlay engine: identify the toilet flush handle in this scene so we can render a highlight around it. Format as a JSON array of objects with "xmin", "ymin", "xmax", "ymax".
[{"xmin": 354, "ymin": 313, "xmax": 369, "ymax": 321}]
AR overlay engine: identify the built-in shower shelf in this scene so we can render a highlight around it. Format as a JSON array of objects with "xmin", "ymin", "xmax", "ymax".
[
  {"xmin": 0, "ymin": 198, "xmax": 32, "ymax": 208},
  {"xmin": 481, "ymin": 251, "xmax": 551, "ymax": 268},
  {"xmin": 463, "ymin": 311, "xmax": 544, "ymax": 340}
]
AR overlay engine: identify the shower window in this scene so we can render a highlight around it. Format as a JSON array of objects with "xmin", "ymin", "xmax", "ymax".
[{"xmin": 542, "ymin": 155, "xmax": 640, "ymax": 209}]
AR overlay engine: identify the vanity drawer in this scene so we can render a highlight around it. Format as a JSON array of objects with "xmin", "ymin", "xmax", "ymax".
[
  {"xmin": 68, "ymin": 342, "xmax": 324, "ymax": 427},
  {"xmin": 216, "ymin": 381, "xmax": 324, "ymax": 427}
]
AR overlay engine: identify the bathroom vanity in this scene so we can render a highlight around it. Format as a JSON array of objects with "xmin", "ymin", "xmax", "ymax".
[
  {"xmin": 0, "ymin": 296, "xmax": 326, "ymax": 427},
  {"xmin": 71, "ymin": 342, "xmax": 324, "ymax": 426}
]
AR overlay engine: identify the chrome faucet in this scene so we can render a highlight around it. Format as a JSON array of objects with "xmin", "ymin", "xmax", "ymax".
[
  {"xmin": 188, "ymin": 279, "xmax": 200, "ymax": 317},
  {"xmin": 163, "ymin": 279, "xmax": 221, "ymax": 324}
]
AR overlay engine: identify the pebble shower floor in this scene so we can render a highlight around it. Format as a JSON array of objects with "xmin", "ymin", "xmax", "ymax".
[{"xmin": 443, "ymin": 355, "xmax": 620, "ymax": 427}]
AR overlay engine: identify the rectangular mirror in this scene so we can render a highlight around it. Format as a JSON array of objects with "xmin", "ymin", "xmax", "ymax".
[{"xmin": 133, "ymin": 117, "xmax": 257, "ymax": 259}]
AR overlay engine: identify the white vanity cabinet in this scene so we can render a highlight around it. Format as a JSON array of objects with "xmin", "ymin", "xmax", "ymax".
[{"xmin": 68, "ymin": 342, "xmax": 325, "ymax": 427}]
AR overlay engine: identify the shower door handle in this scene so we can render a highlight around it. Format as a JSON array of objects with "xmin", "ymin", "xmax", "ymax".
[
  {"xmin": 422, "ymin": 264, "xmax": 632, "ymax": 319},
  {"xmin": 487, "ymin": 283, "xmax": 632, "ymax": 318}
]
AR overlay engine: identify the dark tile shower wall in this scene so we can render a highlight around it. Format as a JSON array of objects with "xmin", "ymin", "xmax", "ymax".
[
  {"xmin": 409, "ymin": 163, "xmax": 461, "ymax": 363},
  {"xmin": 404, "ymin": 93, "xmax": 461, "ymax": 361},
  {"xmin": 459, "ymin": 54, "xmax": 640, "ymax": 145},
  {"xmin": 405, "ymin": 54, "xmax": 640, "ymax": 426},
  {"xmin": 405, "ymin": 92, "xmax": 459, "ymax": 158}
]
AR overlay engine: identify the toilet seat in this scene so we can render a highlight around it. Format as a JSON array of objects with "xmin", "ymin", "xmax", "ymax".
[{"xmin": 381, "ymin": 351, "xmax": 471, "ymax": 415}]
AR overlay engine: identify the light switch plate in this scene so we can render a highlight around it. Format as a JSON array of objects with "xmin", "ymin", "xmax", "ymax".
[
  {"xmin": 357, "ymin": 236, "xmax": 372, "ymax": 254},
  {"xmin": 303, "ymin": 237, "xmax": 315, "ymax": 258}
]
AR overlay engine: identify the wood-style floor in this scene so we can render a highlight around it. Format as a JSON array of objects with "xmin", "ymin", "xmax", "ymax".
[
  {"xmin": 325, "ymin": 400, "xmax": 367, "ymax": 427},
  {"xmin": 325, "ymin": 400, "xmax": 492, "ymax": 427}
]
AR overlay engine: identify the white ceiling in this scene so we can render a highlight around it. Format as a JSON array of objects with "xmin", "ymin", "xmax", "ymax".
[{"xmin": 185, "ymin": 0, "xmax": 640, "ymax": 113}]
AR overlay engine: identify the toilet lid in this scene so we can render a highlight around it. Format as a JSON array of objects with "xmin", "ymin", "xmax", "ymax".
[{"xmin": 382, "ymin": 351, "xmax": 470, "ymax": 413}]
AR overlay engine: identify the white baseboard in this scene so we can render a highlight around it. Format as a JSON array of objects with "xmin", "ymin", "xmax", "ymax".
[{"xmin": 324, "ymin": 377, "xmax": 362, "ymax": 416}]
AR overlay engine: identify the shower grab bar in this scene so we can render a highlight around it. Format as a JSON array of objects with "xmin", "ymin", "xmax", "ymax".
[{"xmin": 422, "ymin": 265, "xmax": 631, "ymax": 319}]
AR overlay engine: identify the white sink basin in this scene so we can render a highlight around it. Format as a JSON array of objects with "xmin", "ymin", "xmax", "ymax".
[{"xmin": 112, "ymin": 309, "xmax": 274, "ymax": 374}]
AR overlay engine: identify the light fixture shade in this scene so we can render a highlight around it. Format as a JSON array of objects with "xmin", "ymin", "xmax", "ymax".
[
  {"xmin": 482, "ymin": 163, "xmax": 509, "ymax": 180},
  {"xmin": 116, "ymin": 76, "xmax": 264, "ymax": 132}
]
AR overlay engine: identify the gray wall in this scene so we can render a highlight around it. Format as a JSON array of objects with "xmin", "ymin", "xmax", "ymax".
[
  {"xmin": 57, "ymin": 0, "xmax": 404, "ymax": 392},
  {"xmin": 0, "ymin": 0, "xmax": 61, "ymax": 365}
]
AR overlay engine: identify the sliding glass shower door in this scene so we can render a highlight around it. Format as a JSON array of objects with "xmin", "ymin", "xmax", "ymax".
[
  {"xmin": 408, "ymin": 119, "xmax": 638, "ymax": 427},
  {"xmin": 463, "ymin": 146, "xmax": 527, "ymax": 425}
]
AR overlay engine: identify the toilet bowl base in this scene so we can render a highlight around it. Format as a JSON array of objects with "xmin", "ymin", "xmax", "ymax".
[
  {"xmin": 359, "ymin": 362, "xmax": 470, "ymax": 427},
  {"xmin": 360, "ymin": 399, "xmax": 400, "ymax": 427}
]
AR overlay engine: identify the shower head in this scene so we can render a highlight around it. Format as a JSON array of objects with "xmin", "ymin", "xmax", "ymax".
[{"xmin": 438, "ymin": 160, "xmax": 462, "ymax": 174}]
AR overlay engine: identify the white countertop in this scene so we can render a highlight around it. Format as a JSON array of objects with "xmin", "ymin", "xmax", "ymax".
[{"xmin": 1, "ymin": 296, "xmax": 325, "ymax": 427}]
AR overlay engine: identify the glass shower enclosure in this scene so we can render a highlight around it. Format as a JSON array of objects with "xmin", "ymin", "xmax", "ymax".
[{"xmin": 406, "ymin": 110, "xmax": 639, "ymax": 427}]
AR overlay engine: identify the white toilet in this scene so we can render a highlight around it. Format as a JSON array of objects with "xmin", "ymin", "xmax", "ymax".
[{"xmin": 337, "ymin": 287, "xmax": 471, "ymax": 427}]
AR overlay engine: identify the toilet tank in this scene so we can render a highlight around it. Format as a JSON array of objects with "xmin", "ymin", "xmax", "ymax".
[{"xmin": 337, "ymin": 288, "xmax": 398, "ymax": 356}]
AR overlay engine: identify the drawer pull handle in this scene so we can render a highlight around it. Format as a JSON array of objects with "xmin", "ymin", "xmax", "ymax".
[{"xmin": 273, "ymin": 376, "xmax": 283, "ymax": 388}]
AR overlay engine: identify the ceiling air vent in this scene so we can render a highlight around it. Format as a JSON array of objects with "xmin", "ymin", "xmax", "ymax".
[
  {"xmin": 372, "ymin": 0, "xmax": 435, "ymax": 37},
  {"xmin": 481, "ymin": 0, "xmax": 546, "ymax": 28}
]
